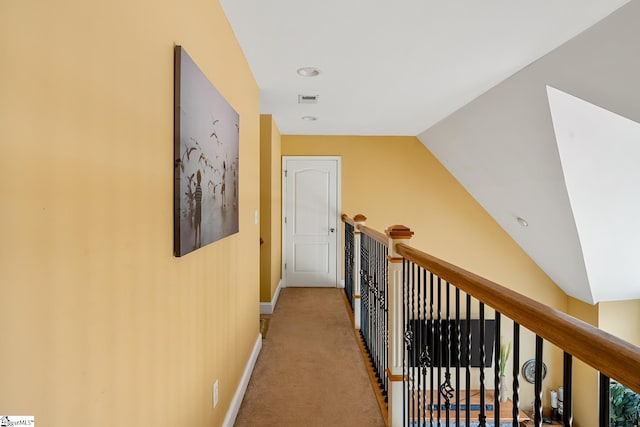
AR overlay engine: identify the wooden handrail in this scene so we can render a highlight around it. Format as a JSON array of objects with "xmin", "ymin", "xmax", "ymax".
[
  {"xmin": 396, "ymin": 242, "xmax": 640, "ymax": 394},
  {"xmin": 342, "ymin": 213, "xmax": 355, "ymax": 226},
  {"xmin": 342, "ymin": 214, "xmax": 388, "ymax": 246},
  {"xmin": 359, "ymin": 224, "xmax": 388, "ymax": 247}
]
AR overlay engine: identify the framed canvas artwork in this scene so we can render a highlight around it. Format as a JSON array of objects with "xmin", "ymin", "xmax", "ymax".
[{"xmin": 174, "ymin": 46, "xmax": 239, "ymax": 256}]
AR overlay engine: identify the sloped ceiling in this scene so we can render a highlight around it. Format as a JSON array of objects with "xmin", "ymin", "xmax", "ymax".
[
  {"xmin": 547, "ymin": 86, "xmax": 640, "ymax": 303},
  {"xmin": 417, "ymin": 3, "xmax": 640, "ymax": 304},
  {"xmin": 221, "ymin": 0, "xmax": 639, "ymax": 304}
]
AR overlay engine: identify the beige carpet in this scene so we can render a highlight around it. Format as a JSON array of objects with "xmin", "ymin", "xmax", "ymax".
[{"xmin": 235, "ymin": 288, "xmax": 386, "ymax": 427}]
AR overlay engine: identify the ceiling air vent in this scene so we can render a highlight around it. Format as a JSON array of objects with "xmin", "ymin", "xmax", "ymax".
[{"xmin": 298, "ymin": 95, "xmax": 319, "ymax": 104}]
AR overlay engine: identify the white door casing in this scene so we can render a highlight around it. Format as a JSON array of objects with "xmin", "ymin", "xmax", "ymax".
[{"xmin": 282, "ymin": 157, "xmax": 340, "ymax": 287}]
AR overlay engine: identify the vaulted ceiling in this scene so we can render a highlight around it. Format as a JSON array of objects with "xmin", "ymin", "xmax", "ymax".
[{"xmin": 220, "ymin": 0, "xmax": 640, "ymax": 304}]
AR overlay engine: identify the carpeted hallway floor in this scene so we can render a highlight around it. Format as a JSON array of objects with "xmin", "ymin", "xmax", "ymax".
[{"xmin": 234, "ymin": 287, "xmax": 386, "ymax": 427}]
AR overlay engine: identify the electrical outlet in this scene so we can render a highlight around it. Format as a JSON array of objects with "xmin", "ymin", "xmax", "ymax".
[{"xmin": 213, "ymin": 380, "xmax": 219, "ymax": 408}]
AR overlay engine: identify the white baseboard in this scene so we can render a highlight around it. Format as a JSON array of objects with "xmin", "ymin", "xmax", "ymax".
[
  {"xmin": 259, "ymin": 279, "xmax": 283, "ymax": 315},
  {"xmin": 339, "ymin": 279, "xmax": 345, "ymax": 289},
  {"xmin": 222, "ymin": 334, "xmax": 262, "ymax": 427}
]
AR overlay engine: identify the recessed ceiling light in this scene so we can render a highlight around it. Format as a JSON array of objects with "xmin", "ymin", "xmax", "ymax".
[
  {"xmin": 517, "ymin": 217, "xmax": 529, "ymax": 227},
  {"xmin": 301, "ymin": 116, "xmax": 317, "ymax": 121},
  {"xmin": 296, "ymin": 67, "xmax": 320, "ymax": 77}
]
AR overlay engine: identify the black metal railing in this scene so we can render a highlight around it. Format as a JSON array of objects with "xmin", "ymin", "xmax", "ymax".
[
  {"xmin": 403, "ymin": 259, "xmax": 527, "ymax": 427},
  {"xmin": 344, "ymin": 221, "xmax": 355, "ymax": 311},
  {"xmin": 341, "ymin": 214, "xmax": 640, "ymax": 427},
  {"xmin": 360, "ymin": 231, "xmax": 389, "ymax": 401},
  {"xmin": 398, "ymin": 242, "xmax": 640, "ymax": 427}
]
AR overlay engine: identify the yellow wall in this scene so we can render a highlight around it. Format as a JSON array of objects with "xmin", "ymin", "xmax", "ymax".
[
  {"xmin": 259, "ymin": 115, "xmax": 282, "ymax": 302},
  {"xmin": 567, "ymin": 297, "xmax": 600, "ymax": 426},
  {"xmin": 563, "ymin": 297, "xmax": 640, "ymax": 427},
  {"xmin": 282, "ymin": 136, "xmax": 565, "ymax": 303},
  {"xmin": 0, "ymin": 1, "xmax": 260, "ymax": 426},
  {"xmin": 565, "ymin": 298, "xmax": 640, "ymax": 426},
  {"xmin": 282, "ymin": 134, "xmax": 567, "ymax": 409},
  {"xmin": 599, "ymin": 299, "xmax": 640, "ymax": 346}
]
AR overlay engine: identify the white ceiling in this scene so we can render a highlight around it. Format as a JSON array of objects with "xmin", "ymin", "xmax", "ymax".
[
  {"xmin": 221, "ymin": 0, "xmax": 629, "ymax": 135},
  {"xmin": 220, "ymin": 0, "xmax": 638, "ymax": 304}
]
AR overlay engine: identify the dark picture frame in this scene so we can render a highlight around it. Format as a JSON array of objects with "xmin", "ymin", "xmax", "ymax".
[{"xmin": 174, "ymin": 46, "xmax": 239, "ymax": 257}]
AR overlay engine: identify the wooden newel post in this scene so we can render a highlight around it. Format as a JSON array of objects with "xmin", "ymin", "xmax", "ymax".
[
  {"xmin": 386, "ymin": 224, "xmax": 414, "ymax": 427},
  {"xmin": 352, "ymin": 214, "xmax": 367, "ymax": 330}
]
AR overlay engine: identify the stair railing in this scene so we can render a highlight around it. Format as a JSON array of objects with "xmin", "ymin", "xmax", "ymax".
[
  {"xmin": 342, "ymin": 213, "xmax": 640, "ymax": 427},
  {"xmin": 344, "ymin": 214, "xmax": 391, "ymax": 402}
]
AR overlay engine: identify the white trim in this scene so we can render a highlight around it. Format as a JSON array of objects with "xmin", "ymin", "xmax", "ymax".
[
  {"xmin": 281, "ymin": 162, "xmax": 287, "ymax": 288},
  {"xmin": 259, "ymin": 279, "xmax": 283, "ymax": 314},
  {"xmin": 222, "ymin": 334, "xmax": 262, "ymax": 427},
  {"xmin": 259, "ymin": 302, "xmax": 271, "ymax": 315},
  {"xmin": 282, "ymin": 156, "xmax": 342, "ymax": 288},
  {"xmin": 339, "ymin": 279, "xmax": 345, "ymax": 289}
]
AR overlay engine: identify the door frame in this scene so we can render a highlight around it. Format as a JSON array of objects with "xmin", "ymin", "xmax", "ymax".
[{"xmin": 281, "ymin": 156, "xmax": 342, "ymax": 288}]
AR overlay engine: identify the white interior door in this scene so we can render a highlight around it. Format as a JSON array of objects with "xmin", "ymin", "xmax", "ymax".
[{"xmin": 283, "ymin": 157, "xmax": 340, "ymax": 287}]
